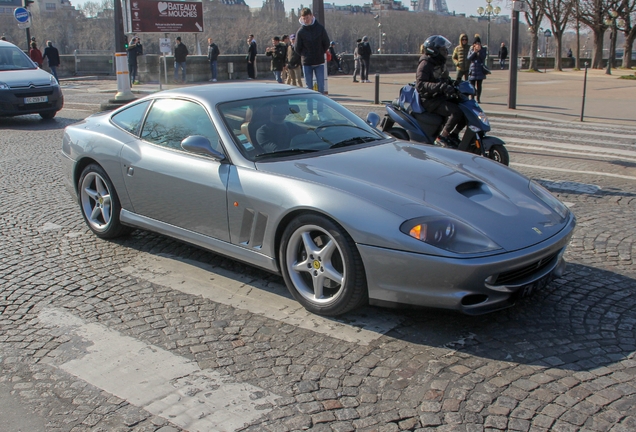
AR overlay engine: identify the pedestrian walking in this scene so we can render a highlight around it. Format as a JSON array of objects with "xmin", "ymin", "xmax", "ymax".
[
  {"xmin": 174, "ymin": 36, "xmax": 188, "ymax": 83},
  {"xmin": 452, "ymin": 33, "xmax": 470, "ymax": 81},
  {"xmin": 29, "ymin": 41, "xmax": 43, "ymax": 67},
  {"xmin": 246, "ymin": 34, "xmax": 257, "ymax": 80},
  {"xmin": 498, "ymin": 42, "xmax": 508, "ymax": 70},
  {"xmin": 294, "ymin": 7, "xmax": 330, "ymax": 94},
  {"xmin": 359, "ymin": 36, "xmax": 372, "ymax": 82},
  {"xmin": 467, "ymin": 35, "xmax": 487, "ymax": 103},
  {"xmin": 207, "ymin": 37, "xmax": 220, "ymax": 82},
  {"xmin": 285, "ymin": 34, "xmax": 303, "ymax": 87},
  {"xmin": 352, "ymin": 38, "xmax": 361, "ymax": 82},
  {"xmin": 266, "ymin": 36, "xmax": 286, "ymax": 83},
  {"xmin": 42, "ymin": 40, "xmax": 60, "ymax": 82},
  {"xmin": 127, "ymin": 36, "xmax": 143, "ymax": 85}
]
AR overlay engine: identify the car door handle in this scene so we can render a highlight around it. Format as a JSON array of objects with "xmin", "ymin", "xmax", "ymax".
[{"xmin": 127, "ymin": 166, "xmax": 134, "ymax": 176}]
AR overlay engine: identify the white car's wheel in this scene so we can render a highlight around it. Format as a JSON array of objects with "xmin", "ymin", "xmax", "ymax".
[{"xmin": 280, "ymin": 214, "xmax": 367, "ymax": 316}]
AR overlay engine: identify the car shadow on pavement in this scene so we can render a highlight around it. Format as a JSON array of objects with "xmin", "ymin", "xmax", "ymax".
[
  {"xmin": 390, "ymin": 262, "xmax": 636, "ymax": 373},
  {"xmin": 0, "ymin": 115, "xmax": 74, "ymax": 130}
]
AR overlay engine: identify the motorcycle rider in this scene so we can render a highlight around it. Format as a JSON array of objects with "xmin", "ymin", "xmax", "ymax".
[{"xmin": 416, "ymin": 35, "xmax": 466, "ymax": 148}]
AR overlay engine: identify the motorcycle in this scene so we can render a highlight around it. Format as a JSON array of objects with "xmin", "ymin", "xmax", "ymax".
[
  {"xmin": 327, "ymin": 53, "xmax": 350, "ymax": 75},
  {"xmin": 367, "ymin": 81, "xmax": 509, "ymax": 165}
]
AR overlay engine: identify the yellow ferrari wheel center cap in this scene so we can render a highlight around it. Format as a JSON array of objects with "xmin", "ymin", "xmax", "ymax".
[{"xmin": 312, "ymin": 260, "xmax": 320, "ymax": 270}]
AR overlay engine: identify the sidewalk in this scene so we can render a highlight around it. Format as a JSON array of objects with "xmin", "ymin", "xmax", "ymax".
[{"xmin": 61, "ymin": 68, "xmax": 636, "ymax": 126}]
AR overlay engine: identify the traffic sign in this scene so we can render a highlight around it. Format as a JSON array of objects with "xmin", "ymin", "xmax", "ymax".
[{"xmin": 14, "ymin": 7, "xmax": 29, "ymax": 23}]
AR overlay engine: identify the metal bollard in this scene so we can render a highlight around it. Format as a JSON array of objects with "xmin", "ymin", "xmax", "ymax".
[
  {"xmin": 374, "ymin": 73, "xmax": 380, "ymax": 104},
  {"xmin": 228, "ymin": 62, "xmax": 234, "ymax": 80},
  {"xmin": 580, "ymin": 62, "xmax": 588, "ymax": 122}
]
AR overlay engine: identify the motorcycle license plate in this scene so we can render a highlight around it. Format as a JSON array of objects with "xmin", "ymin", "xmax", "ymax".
[{"xmin": 25, "ymin": 96, "xmax": 48, "ymax": 104}]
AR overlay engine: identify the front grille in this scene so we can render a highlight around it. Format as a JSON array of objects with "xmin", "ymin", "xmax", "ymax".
[
  {"xmin": 494, "ymin": 251, "xmax": 559, "ymax": 285},
  {"xmin": 14, "ymin": 89, "xmax": 54, "ymax": 98}
]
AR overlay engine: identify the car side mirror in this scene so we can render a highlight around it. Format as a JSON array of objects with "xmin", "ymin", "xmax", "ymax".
[
  {"xmin": 366, "ymin": 112, "xmax": 381, "ymax": 128},
  {"xmin": 181, "ymin": 135, "xmax": 225, "ymax": 161}
]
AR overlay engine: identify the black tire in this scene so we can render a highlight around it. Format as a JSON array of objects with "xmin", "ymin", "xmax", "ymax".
[
  {"xmin": 327, "ymin": 62, "xmax": 337, "ymax": 76},
  {"xmin": 388, "ymin": 127, "xmax": 410, "ymax": 141},
  {"xmin": 488, "ymin": 144, "xmax": 510, "ymax": 166},
  {"xmin": 279, "ymin": 213, "xmax": 367, "ymax": 316},
  {"xmin": 39, "ymin": 111, "xmax": 56, "ymax": 120},
  {"xmin": 78, "ymin": 164, "xmax": 132, "ymax": 239},
  {"xmin": 340, "ymin": 61, "xmax": 350, "ymax": 75}
]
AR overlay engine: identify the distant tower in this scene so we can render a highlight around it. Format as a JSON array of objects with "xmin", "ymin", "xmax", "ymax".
[
  {"xmin": 262, "ymin": 0, "xmax": 285, "ymax": 16},
  {"xmin": 420, "ymin": 0, "xmax": 449, "ymax": 14}
]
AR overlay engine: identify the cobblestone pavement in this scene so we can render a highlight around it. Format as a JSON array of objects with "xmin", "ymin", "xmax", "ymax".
[{"xmin": 1, "ymin": 107, "xmax": 636, "ymax": 432}]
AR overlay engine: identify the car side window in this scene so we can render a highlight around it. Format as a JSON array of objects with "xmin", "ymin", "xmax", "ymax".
[
  {"xmin": 140, "ymin": 98, "xmax": 222, "ymax": 153},
  {"xmin": 111, "ymin": 101, "xmax": 150, "ymax": 135}
]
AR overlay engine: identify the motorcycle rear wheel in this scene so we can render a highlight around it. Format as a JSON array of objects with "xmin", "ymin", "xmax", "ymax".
[
  {"xmin": 488, "ymin": 144, "xmax": 510, "ymax": 166},
  {"xmin": 388, "ymin": 127, "xmax": 409, "ymax": 141}
]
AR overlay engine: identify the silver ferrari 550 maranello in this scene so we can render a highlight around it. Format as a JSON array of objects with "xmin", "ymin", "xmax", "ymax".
[{"xmin": 61, "ymin": 83, "xmax": 576, "ymax": 316}]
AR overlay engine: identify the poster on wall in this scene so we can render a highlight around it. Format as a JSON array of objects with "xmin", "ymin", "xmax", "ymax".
[{"xmin": 125, "ymin": 0, "xmax": 204, "ymax": 34}]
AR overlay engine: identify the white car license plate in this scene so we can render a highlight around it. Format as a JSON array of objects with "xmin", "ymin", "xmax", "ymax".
[{"xmin": 25, "ymin": 96, "xmax": 48, "ymax": 104}]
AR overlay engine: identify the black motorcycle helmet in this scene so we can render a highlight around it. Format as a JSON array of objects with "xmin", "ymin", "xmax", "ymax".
[{"xmin": 423, "ymin": 35, "xmax": 452, "ymax": 60}]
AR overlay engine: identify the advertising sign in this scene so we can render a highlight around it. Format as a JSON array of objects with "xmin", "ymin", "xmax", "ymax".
[{"xmin": 128, "ymin": 0, "xmax": 204, "ymax": 33}]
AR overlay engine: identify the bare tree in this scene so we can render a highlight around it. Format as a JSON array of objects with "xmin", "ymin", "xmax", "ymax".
[
  {"xmin": 617, "ymin": 0, "xmax": 636, "ymax": 68},
  {"xmin": 524, "ymin": 0, "xmax": 545, "ymax": 71},
  {"xmin": 541, "ymin": 0, "xmax": 573, "ymax": 70},
  {"xmin": 577, "ymin": 0, "xmax": 618, "ymax": 68}
]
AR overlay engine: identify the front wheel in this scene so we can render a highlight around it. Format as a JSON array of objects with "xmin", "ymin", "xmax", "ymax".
[
  {"xmin": 39, "ymin": 111, "xmax": 56, "ymax": 120},
  {"xmin": 279, "ymin": 214, "xmax": 367, "ymax": 316},
  {"xmin": 488, "ymin": 144, "xmax": 510, "ymax": 166},
  {"xmin": 78, "ymin": 164, "xmax": 132, "ymax": 239},
  {"xmin": 340, "ymin": 61, "xmax": 350, "ymax": 75}
]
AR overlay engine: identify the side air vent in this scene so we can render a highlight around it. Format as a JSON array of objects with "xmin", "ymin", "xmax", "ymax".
[{"xmin": 238, "ymin": 208, "xmax": 268, "ymax": 250}]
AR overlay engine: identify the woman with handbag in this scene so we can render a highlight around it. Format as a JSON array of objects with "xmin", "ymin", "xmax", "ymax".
[{"xmin": 467, "ymin": 35, "xmax": 488, "ymax": 103}]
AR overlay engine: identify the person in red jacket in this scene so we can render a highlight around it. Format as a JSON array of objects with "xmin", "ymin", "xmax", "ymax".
[{"xmin": 29, "ymin": 41, "xmax": 43, "ymax": 67}]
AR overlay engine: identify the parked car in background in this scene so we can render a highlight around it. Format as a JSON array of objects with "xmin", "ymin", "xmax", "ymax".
[
  {"xmin": 0, "ymin": 40, "xmax": 63, "ymax": 119},
  {"xmin": 61, "ymin": 83, "xmax": 576, "ymax": 317}
]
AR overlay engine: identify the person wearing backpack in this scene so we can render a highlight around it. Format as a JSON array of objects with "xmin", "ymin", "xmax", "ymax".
[
  {"xmin": 285, "ymin": 34, "xmax": 303, "ymax": 87},
  {"xmin": 266, "ymin": 36, "xmax": 287, "ymax": 83}
]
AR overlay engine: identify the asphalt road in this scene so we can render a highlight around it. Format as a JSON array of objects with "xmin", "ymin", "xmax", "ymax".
[{"xmin": 1, "ymin": 104, "xmax": 636, "ymax": 432}]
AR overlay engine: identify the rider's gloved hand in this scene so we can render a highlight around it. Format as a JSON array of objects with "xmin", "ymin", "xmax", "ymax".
[{"xmin": 443, "ymin": 83, "xmax": 456, "ymax": 97}]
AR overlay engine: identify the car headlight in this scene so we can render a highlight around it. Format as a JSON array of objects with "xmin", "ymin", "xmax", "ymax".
[
  {"xmin": 529, "ymin": 181, "xmax": 569, "ymax": 220},
  {"xmin": 0, "ymin": 82, "xmax": 9, "ymax": 90},
  {"xmin": 401, "ymin": 216, "xmax": 501, "ymax": 254},
  {"xmin": 472, "ymin": 109, "xmax": 490, "ymax": 127},
  {"xmin": 50, "ymin": 75, "xmax": 58, "ymax": 86}
]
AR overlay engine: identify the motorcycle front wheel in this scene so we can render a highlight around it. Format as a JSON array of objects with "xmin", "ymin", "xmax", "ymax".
[{"xmin": 488, "ymin": 144, "xmax": 510, "ymax": 166}]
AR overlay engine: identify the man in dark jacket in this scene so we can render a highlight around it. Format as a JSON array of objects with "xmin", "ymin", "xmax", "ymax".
[
  {"xmin": 174, "ymin": 37, "xmax": 189, "ymax": 83},
  {"xmin": 359, "ymin": 36, "xmax": 372, "ymax": 82},
  {"xmin": 42, "ymin": 40, "xmax": 60, "ymax": 82},
  {"xmin": 207, "ymin": 37, "xmax": 220, "ymax": 81},
  {"xmin": 246, "ymin": 34, "xmax": 257, "ymax": 79},
  {"xmin": 266, "ymin": 36, "xmax": 287, "ymax": 83},
  {"xmin": 294, "ymin": 7, "xmax": 330, "ymax": 94},
  {"xmin": 416, "ymin": 35, "xmax": 466, "ymax": 148},
  {"xmin": 127, "ymin": 36, "xmax": 143, "ymax": 85},
  {"xmin": 498, "ymin": 42, "xmax": 508, "ymax": 69}
]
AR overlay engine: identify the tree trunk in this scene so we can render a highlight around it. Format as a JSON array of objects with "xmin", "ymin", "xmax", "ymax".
[
  {"xmin": 621, "ymin": 31, "xmax": 635, "ymax": 69},
  {"xmin": 530, "ymin": 33, "xmax": 540, "ymax": 71},
  {"xmin": 555, "ymin": 34, "xmax": 563, "ymax": 71},
  {"xmin": 592, "ymin": 28, "xmax": 604, "ymax": 69}
]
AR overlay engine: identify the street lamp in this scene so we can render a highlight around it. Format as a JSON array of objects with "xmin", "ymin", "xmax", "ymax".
[
  {"xmin": 540, "ymin": 27, "xmax": 552, "ymax": 73},
  {"xmin": 374, "ymin": 14, "xmax": 385, "ymax": 54},
  {"xmin": 604, "ymin": 9, "xmax": 626, "ymax": 75},
  {"xmin": 477, "ymin": 0, "xmax": 501, "ymax": 62}
]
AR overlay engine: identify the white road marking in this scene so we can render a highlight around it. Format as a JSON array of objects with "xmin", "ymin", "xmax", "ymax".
[
  {"xmin": 511, "ymin": 162, "xmax": 636, "ymax": 181},
  {"xmin": 491, "ymin": 122, "xmax": 636, "ymax": 140},
  {"xmin": 121, "ymin": 253, "xmax": 403, "ymax": 345},
  {"xmin": 506, "ymin": 143, "xmax": 636, "ymax": 164},
  {"xmin": 500, "ymin": 137, "xmax": 636, "ymax": 159},
  {"xmin": 39, "ymin": 307, "xmax": 276, "ymax": 432}
]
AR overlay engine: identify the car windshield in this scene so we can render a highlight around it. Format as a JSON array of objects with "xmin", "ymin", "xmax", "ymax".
[
  {"xmin": 0, "ymin": 46, "xmax": 37, "ymax": 71},
  {"xmin": 218, "ymin": 93, "xmax": 386, "ymax": 161}
]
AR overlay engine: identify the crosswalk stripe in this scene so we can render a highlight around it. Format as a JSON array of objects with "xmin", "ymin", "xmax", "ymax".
[{"xmin": 511, "ymin": 162, "xmax": 636, "ymax": 181}]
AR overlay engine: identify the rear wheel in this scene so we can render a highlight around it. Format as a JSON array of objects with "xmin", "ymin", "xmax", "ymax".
[
  {"xmin": 280, "ymin": 214, "xmax": 367, "ymax": 316},
  {"xmin": 78, "ymin": 164, "xmax": 132, "ymax": 239},
  {"xmin": 340, "ymin": 60, "xmax": 350, "ymax": 75},
  {"xmin": 388, "ymin": 127, "xmax": 409, "ymax": 141},
  {"xmin": 488, "ymin": 144, "xmax": 510, "ymax": 166},
  {"xmin": 327, "ymin": 61, "xmax": 337, "ymax": 76}
]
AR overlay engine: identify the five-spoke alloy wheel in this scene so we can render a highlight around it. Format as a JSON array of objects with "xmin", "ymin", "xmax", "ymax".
[
  {"xmin": 280, "ymin": 214, "xmax": 367, "ymax": 316},
  {"xmin": 78, "ymin": 164, "xmax": 130, "ymax": 239}
]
